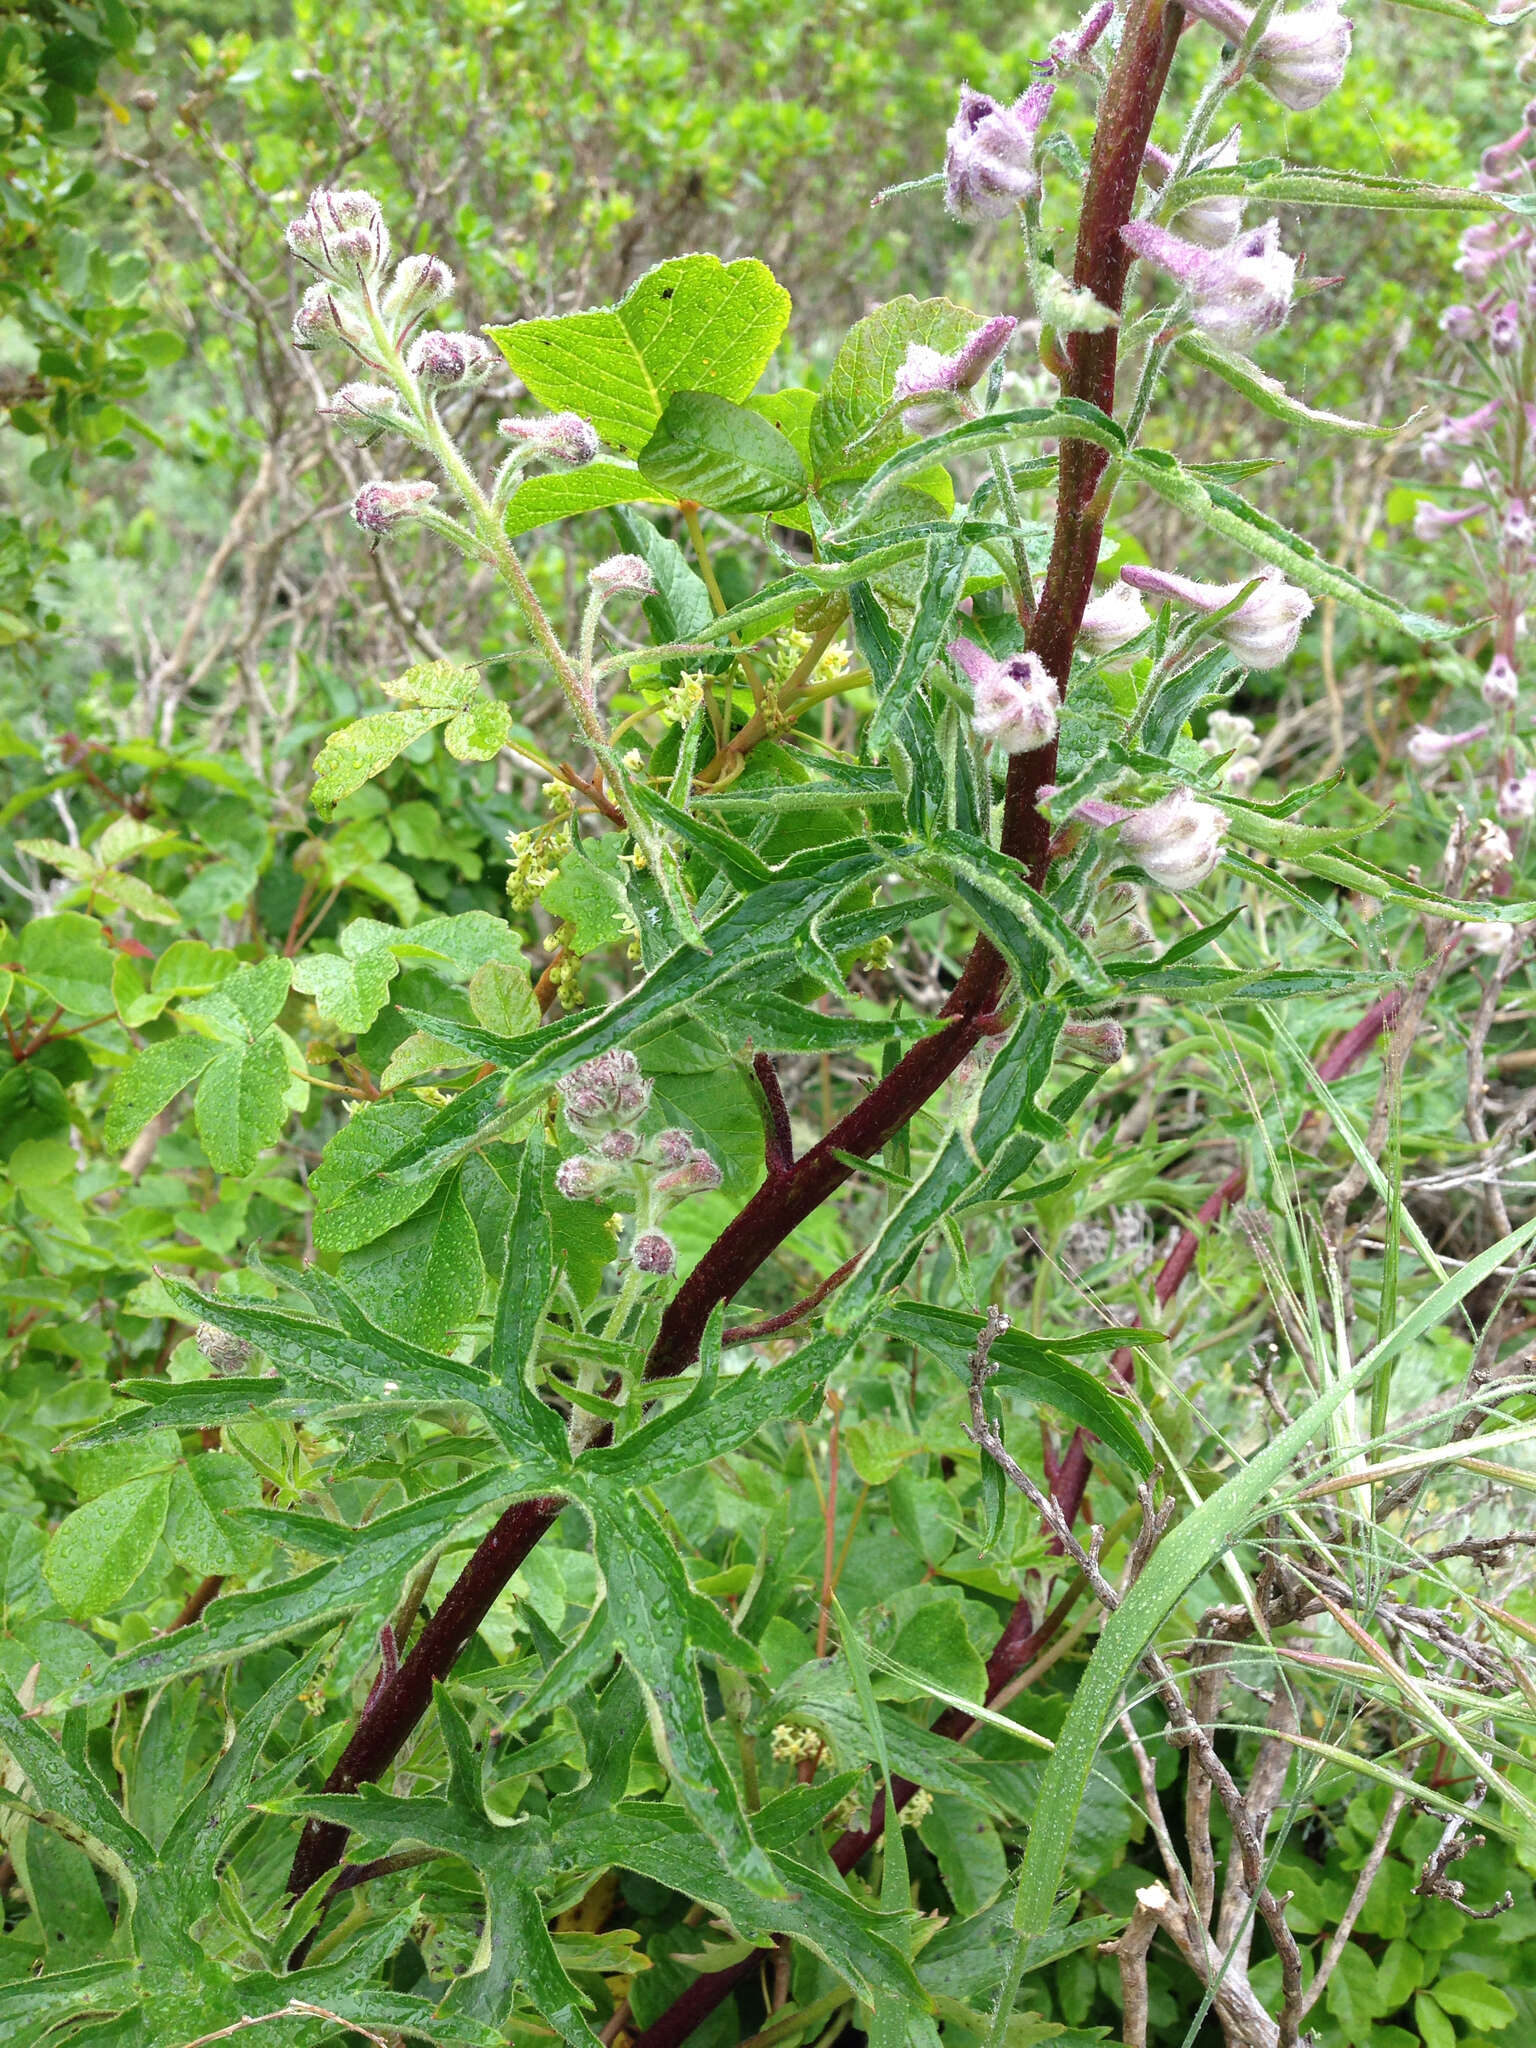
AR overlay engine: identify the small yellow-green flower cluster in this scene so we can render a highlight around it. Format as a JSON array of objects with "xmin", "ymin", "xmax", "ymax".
[
  {"xmin": 663, "ymin": 671, "xmax": 705, "ymax": 724},
  {"xmin": 506, "ymin": 821, "xmax": 570, "ymax": 909},
  {"xmin": 541, "ymin": 924, "xmax": 584, "ymax": 1006},
  {"xmin": 770, "ymin": 1722, "xmax": 824, "ymax": 1766}
]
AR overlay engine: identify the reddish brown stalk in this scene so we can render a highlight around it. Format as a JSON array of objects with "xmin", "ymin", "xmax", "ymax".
[
  {"xmin": 722, "ymin": 1254, "xmax": 862, "ymax": 1346},
  {"xmin": 285, "ymin": 0, "xmax": 1185, "ymax": 1913}
]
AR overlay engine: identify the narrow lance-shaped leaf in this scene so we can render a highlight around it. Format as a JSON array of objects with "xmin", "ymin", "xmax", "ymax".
[
  {"xmin": 489, "ymin": 1132, "xmax": 571, "ymax": 1466},
  {"xmin": 832, "ymin": 1008, "xmax": 1069, "ymax": 1329},
  {"xmin": 580, "ymin": 1487, "xmax": 779, "ymax": 1897},
  {"xmin": 878, "ymin": 1303, "xmax": 1152, "ymax": 1476},
  {"xmin": 62, "ymin": 1470, "xmax": 515, "ymax": 1704},
  {"xmin": 1176, "ymin": 333, "xmax": 1426, "ymax": 441},
  {"xmin": 402, "ymin": 848, "xmax": 888, "ymax": 1100},
  {"xmin": 1124, "ymin": 450, "xmax": 1460, "ymax": 642}
]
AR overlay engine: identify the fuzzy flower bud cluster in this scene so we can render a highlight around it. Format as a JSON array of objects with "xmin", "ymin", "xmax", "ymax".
[
  {"xmin": 1120, "ymin": 563, "xmax": 1313, "ymax": 669},
  {"xmin": 286, "ymin": 187, "xmax": 391, "ymax": 287},
  {"xmin": 949, "ymin": 638, "xmax": 1059, "ymax": 755},
  {"xmin": 554, "ymin": 1053, "xmax": 721, "ymax": 1281}
]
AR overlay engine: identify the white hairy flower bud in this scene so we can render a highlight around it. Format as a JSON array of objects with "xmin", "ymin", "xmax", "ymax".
[
  {"xmin": 285, "ymin": 188, "xmax": 390, "ymax": 286},
  {"xmin": 1251, "ymin": 0, "xmax": 1354, "ymax": 109},
  {"xmin": 1116, "ymin": 789, "xmax": 1228, "ymax": 891},
  {"xmin": 1497, "ymin": 770, "xmax": 1536, "ymax": 823},
  {"xmin": 555, "ymin": 1154, "xmax": 615, "ymax": 1202},
  {"xmin": 948, "ymin": 638, "xmax": 1060, "ymax": 754},
  {"xmin": 655, "ymin": 1148, "xmax": 724, "ymax": 1198},
  {"xmin": 382, "ymin": 252, "xmax": 455, "ymax": 325},
  {"xmin": 1406, "ymin": 723, "xmax": 1488, "ymax": 772},
  {"xmin": 1439, "ymin": 304, "xmax": 1481, "ymax": 341},
  {"xmin": 1461, "ymin": 919, "xmax": 1517, "ymax": 957},
  {"xmin": 1062, "ymin": 1017, "xmax": 1127, "ymax": 1065},
  {"xmin": 1469, "ymin": 818, "xmax": 1514, "ymax": 878},
  {"xmin": 1413, "ymin": 500, "xmax": 1480, "ymax": 542},
  {"xmin": 632, "ymin": 1230, "xmax": 678, "ymax": 1276},
  {"xmin": 944, "ymin": 79, "xmax": 1055, "ymax": 222},
  {"xmin": 1079, "ymin": 584, "xmax": 1152, "ymax": 660},
  {"xmin": 350, "ymin": 479, "xmax": 439, "ymax": 535},
  {"xmin": 589, "ymin": 555, "xmax": 657, "ymax": 599},
  {"xmin": 292, "ymin": 282, "xmax": 353, "ymax": 351},
  {"xmin": 892, "ymin": 315, "xmax": 1017, "ymax": 435},
  {"xmin": 318, "ymin": 382, "xmax": 408, "ymax": 441},
  {"xmin": 1120, "ymin": 564, "xmax": 1312, "ymax": 670},
  {"xmin": 559, "ymin": 1050, "xmax": 652, "ymax": 1133},
  {"xmin": 1143, "ymin": 131, "xmax": 1246, "ymax": 250},
  {"xmin": 1179, "ymin": 0, "xmax": 1352, "ymax": 110},
  {"xmin": 1505, "ymin": 500, "xmax": 1535, "ymax": 550}
]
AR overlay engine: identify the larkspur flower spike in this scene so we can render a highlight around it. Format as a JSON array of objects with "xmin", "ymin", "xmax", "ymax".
[
  {"xmin": 1119, "ymin": 217, "xmax": 1296, "ymax": 352},
  {"xmin": 892, "ymin": 316, "xmax": 1017, "ymax": 435},
  {"xmin": 351, "ymin": 479, "xmax": 439, "ymax": 536},
  {"xmin": 1119, "ymin": 563, "xmax": 1313, "ymax": 670},
  {"xmin": 948, "ymin": 638, "xmax": 1060, "ymax": 755},
  {"xmin": 944, "ymin": 79, "xmax": 1055, "ymax": 223}
]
